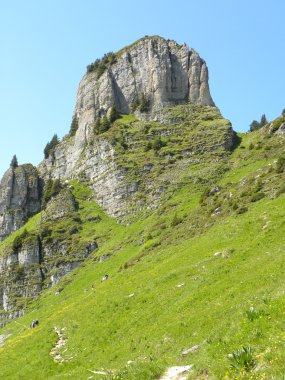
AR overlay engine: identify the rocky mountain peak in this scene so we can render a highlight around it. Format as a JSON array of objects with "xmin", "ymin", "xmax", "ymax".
[{"xmin": 74, "ymin": 35, "xmax": 214, "ymax": 148}]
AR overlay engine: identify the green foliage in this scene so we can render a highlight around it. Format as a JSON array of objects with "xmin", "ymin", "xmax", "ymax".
[
  {"xmin": 15, "ymin": 264, "xmax": 25, "ymax": 280},
  {"xmin": 229, "ymin": 346, "xmax": 256, "ymax": 372},
  {"xmin": 144, "ymin": 141, "xmax": 152, "ymax": 151},
  {"xmin": 260, "ymin": 114, "xmax": 268, "ymax": 127},
  {"xmin": 42, "ymin": 178, "xmax": 62, "ymax": 207},
  {"xmin": 87, "ymin": 52, "xmax": 117, "ymax": 78},
  {"xmin": 4, "ymin": 105, "xmax": 285, "ymax": 379},
  {"xmin": 131, "ymin": 94, "xmax": 140, "ymax": 112},
  {"xmin": 44, "ymin": 134, "xmax": 59, "ymax": 159},
  {"xmin": 275, "ymin": 155, "xmax": 285, "ymax": 173},
  {"xmin": 249, "ymin": 114, "xmax": 268, "ymax": 132},
  {"xmin": 10, "ymin": 154, "xmax": 18, "ymax": 168},
  {"xmin": 248, "ymin": 142, "xmax": 254, "ymax": 150},
  {"xmin": 271, "ymin": 116, "xmax": 285, "ymax": 132},
  {"xmin": 199, "ymin": 187, "xmax": 211, "ymax": 204},
  {"xmin": 245, "ymin": 306, "xmax": 264, "ymax": 321},
  {"xmin": 171, "ymin": 213, "xmax": 182, "ymax": 227},
  {"xmin": 139, "ymin": 92, "xmax": 149, "ymax": 112},
  {"xmin": 94, "ymin": 118, "xmax": 101, "ymax": 134},
  {"xmin": 152, "ymin": 136, "xmax": 166, "ymax": 151},
  {"xmin": 100, "ymin": 116, "xmax": 111, "ymax": 133},
  {"xmin": 109, "ymin": 105, "xmax": 119, "ymax": 123},
  {"xmin": 69, "ymin": 114, "xmax": 78, "ymax": 136},
  {"xmin": 12, "ymin": 229, "xmax": 28, "ymax": 252}
]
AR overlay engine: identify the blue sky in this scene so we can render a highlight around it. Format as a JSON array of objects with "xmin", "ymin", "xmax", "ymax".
[{"xmin": 0, "ymin": 0, "xmax": 284, "ymax": 177}]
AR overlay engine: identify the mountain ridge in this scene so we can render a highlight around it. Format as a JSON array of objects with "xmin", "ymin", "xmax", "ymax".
[{"xmin": 1, "ymin": 36, "xmax": 285, "ymax": 379}]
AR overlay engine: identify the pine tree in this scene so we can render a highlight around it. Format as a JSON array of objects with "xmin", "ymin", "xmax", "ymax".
[
  {"xmin": 69, "ymin": 115, "xmax": 78, "ymax": 136},
  {"xmin": 44, "ymin": 134, "xmax": 59, "ymax": 159},
  {"xmin": 10, "ymin": 155, "xmax": 18, "ymax": 168},
  {"xmin": 139, "ymin": 93, "xmax": 149, "ymax": 112},
  {"xmin": 94, "ymin": 118, "xmax": 101, "ymax": 134},
  {"xmin": 249, "ymin": 120, "xmax": 260, "ymax": 132},
  {"xmin": 109, "ymin": 105, "xmax": 119, "ymax": 123},
  {"xmin": 260, "ymin": 114, "xmax": 268, "ymax": 127},
  {"xmin": 131, "ymin": 95, "xmax": 140, "ymax": 112},
  {"xmin": 100, "ymin": 116, "xmax": 111, "ymax": 133}
]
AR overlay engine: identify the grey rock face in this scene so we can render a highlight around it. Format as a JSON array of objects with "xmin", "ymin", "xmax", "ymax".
[
  {"xmin": 39, "ymin": 137, "xmax": 136, "ymax": 218},
  {"xmin": 74, "ymin": 36, "xmax": 214, "ymax": 148},
  {"xmin": 0, "ymin": 165, "xmax": 42, "ymax": 241},
  {"xmin": 39, "ymin": 37, "xmax": 217, "ymax": 218}
]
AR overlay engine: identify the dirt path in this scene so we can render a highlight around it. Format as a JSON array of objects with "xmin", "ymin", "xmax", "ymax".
[
  {"xmin": 50, "ymin": 327, "xmax": 67, "ymax": 363},
  {"xmin": 159, "ymin": 365, "xmax": 193, "ymax": 380}
]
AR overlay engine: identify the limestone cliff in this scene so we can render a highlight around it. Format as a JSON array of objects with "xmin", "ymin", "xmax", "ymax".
[
  {"xmin": 74, "ymin": 36, "xmax": 214, "ymax": 153},
  {"xmin": 0, "ymin": 164, "xmax": 42, "ymax": 242},
  {"xmin": 0, "ymin": 188, "xmax": 97, "ymax": 324},
  {"xmin": 0, "ymin": 36, "xmax": 234, "ymax": 323},
  {"xmin": 39, "ymin": 36, "xmax": 226, "ymax": 219}
]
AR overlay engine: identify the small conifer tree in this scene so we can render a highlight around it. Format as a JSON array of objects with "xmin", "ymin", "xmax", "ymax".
[
  {"xmin": 131, "ymin": 95, "xmax": 140, "ymax": 112},
  {"xmin": 260, "ymin": 114, "xmax": 268, "ymax": 127},
  {"xmin": 94, "ymin": 118, "xmax": 101, "ymax": 134},
  {"xmin": 44, "ymin": 134, "xmax": 59, "ymax": 159},
  {"xmin": 69, "ymin": 115, "xmax": 79, "ymax": 136},
  {"xmin": 109, "ymin": 105, "xmax": 119, "ymax": 123},
  {"xmin": 139, "ymin": 92, "xmax": 149, "ymax": 112},
  {"xmin": 10, "ymin": 155, "xmax": 18, "ymax": 168},
  {"xmin": 100, "ymin": 116, "xmax": 111, "ymax": 133},
  {"xmin": 249, "ymin": 120, "xmax": 260, "ymax": 132}
]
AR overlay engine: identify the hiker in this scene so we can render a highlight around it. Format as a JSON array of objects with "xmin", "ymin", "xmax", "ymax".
[
  {"xmin": 101, "ymin": 274, "xmax": 108, "ymax": 282},
  {"xmin": 30, "ymin": 320, "xmax": 39, "ymax": 328}
]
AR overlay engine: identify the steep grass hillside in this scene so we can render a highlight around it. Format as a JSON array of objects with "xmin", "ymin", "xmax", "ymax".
[{"xmin": 1, "ymin": 111, "xmax": 285, "ymax": 379}]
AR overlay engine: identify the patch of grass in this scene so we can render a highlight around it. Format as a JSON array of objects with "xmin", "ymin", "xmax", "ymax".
[
  {"xmin": 229, "ymin": 346, "xmax": 256, "ymax": 372},
  {"xmin": 3, "ymin": 106, "xmax": 285, "ymax": 378}
]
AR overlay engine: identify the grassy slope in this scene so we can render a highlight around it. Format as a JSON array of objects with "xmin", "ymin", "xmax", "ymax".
[{"xmin": 1, "ymin": 120, "xmax": 285, "ymax": 379}]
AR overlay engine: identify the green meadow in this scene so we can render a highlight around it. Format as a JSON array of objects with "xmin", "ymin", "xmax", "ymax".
[{"xmin": 1, "ymin": 108, "xmax": 285, "ymax": 379}]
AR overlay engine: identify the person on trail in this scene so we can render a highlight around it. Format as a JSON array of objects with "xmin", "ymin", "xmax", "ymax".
[
  {"xmin": 101, "ymin": 274, "xmax": 108, "ymax": 282},
  {"xmin": 30, "ymin": 320, "xmax": 39, "ymax": 328}
]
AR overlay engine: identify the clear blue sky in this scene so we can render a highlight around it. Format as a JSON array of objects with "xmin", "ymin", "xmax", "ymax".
[{"xmin": 1, "ymin": 0, "xmax": 284, "ymax": 177}]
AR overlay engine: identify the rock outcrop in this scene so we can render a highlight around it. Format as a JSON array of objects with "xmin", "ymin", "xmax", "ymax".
[
  {"xmin": 0, "ymin": 188, "xmax": 98, "ymax": 325},
  {"xmin": 0, "ymin": 36, "xmax": 235, "ymax": 323},
  {"xmin": 74, "ymin": 36, "xmax": 214, "ymax": 149},
  {"xmin": 0, "ymin": 164, "xmax": 42, "ymax": 241},
  {"xmin": 38, "ymin": 36, "xmax": 225, "ymax": 219}
]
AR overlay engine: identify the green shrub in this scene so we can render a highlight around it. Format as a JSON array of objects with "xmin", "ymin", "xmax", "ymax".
[
  {"xmin": 69, "ymin": 115, "xmax": 78, "ymax": 136},
  {"xmin": 42, "ymin": 178, "xmax": 62, "ymax": 207},
  {"xmin": 152, "ymin": 137, "xmax": 166, "ymax": 151},
  {"xmin": 199, "ymin": 187, "xmax": 211, "ymax": 204},
  {"xmin": 229, "ymin": 346, "xmax": 256, "ymax": 372},
  {"xmin": 99, "ymin": 116, "xmax": 111, "ymax": 133},
  {"xmin": 171, "ymin": 213, "xmax": 183, "ymax": 227},
  {"xmin": 109, "ymin": 105, "xmax": 119, "ymax": 123},
  {"xmin": 248, "ymin": 142, "xmax": 254, "ymax": 150},
  {"xmin": 139, "ymin": 93, "xmax": 149, "ymax": 112},
  {"xmin": 86, "ymin": 52, "xmax": 117, "ymax": 77},
  {"xmin": 94, "ymin": 118, "xmax": 101, "ymax": 134},
  {"xmin": 250, "ymin": 192, "xmax": 265, "ymax": 202},
  {"xmin": 276, "ymin": 185, "xmax": 285, "ymax": 197},
  {"xmin": 276, "ymin": 155, "xmax": 285, "ymax": 173},
  {"xmin": 12, "ymin": 229, "xmax": 28, "ymax": 252},
  {"xmin": 10, "ymin": 155, "xmax": 18, "ymax": 168},
  {"xmin": 15, "ymin": 264, "xmax": 25, "ymax": 280},
  {"xmin": 131, "ymin": 95, "xmax": 140, "ymax": 112},
  {"xmin": 271, "ymin": 117, "xmax": 285, "ymax": 132},
  {"xmin": 245, "ymin": 306, "xmax": 264, "ymax": 321},
  {"xmin": 44, "ymin": 134, "xmax": 59, "ymax": 159},
  {"xmin": 236, "ymin": 206, "xmax": 248, "ymax": 214}
]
